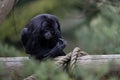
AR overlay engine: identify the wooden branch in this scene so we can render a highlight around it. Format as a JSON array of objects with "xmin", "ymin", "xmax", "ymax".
[
  {"xmin": 0, "ymin": 0, "xmax": 15, "ymax": 24},
  {"xmin": 1, "ymin": 55, "xmax": 120, "ymax": 79},
  {"xmin": 77, "ymin": 55, "xmax": 120, "ymax": 66},
  {"xmin": 0, "ymin": 55, "xmax": 120, "ymax": 69},
  {"xmin": 0, "ymin": 57, "xmax": 29, "ymax": 68},
  {"xmin": 76, "ymin": 55, "xmax": 120, "ymax": 70}
]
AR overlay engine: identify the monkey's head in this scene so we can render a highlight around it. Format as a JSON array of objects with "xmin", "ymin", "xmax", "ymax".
[
  {"xmin": 38, "ymin": 14, "xmax": 61, "ymax": 40},
  {"xmin": 27, "ymin": 14, "xmax": 61, "ymax": 40}
]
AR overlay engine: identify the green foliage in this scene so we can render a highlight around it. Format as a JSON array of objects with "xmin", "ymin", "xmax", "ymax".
[
  {"xmin": 75, "ymin": 5, "xmax": 120, "ymax": 54},
  {"xmin": 19, "ymin": 59, "xmax": 71, "ymax": 80},
  {"xmin": 0, "ymin": 43, "xmax": 23, "ymax": 57},
  {"xmin": 0, "ymin": 63, "xmax": 8, "ymax": 80},
  {"xmin": 16, "ymin": 0, "xmax": 35, "ymax": 7},
  {"xmin": 72, "ymin": 61, "xmax": 120, "ymax": 80}
]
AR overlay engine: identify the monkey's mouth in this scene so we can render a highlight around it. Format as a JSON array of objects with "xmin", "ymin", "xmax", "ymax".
[{"xmin": 44, "ymin": 34, "xmax": 52, "ymax": 40}]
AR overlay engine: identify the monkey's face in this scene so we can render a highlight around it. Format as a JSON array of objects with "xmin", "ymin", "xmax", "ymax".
[
  {"xmin": 40, "ymin": 21, "xmax": 55, "ymax": 40},
  {"xmin": 41, "ymin": 27, "xmax": 55, "ymax": 40}
]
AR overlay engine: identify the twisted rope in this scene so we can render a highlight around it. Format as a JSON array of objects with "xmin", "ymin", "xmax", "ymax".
[
  {"xmin": 55, "ymin": 47, "xmax": 88, "ymax": 72},
  {"xmin": 24, "ymin": 47, "xmax": 88, "ymax": 80}
]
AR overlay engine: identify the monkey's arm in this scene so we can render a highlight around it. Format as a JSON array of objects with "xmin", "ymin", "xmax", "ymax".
[{"xmin": 44, "ymin": 38, "xmax": 67, "ymax": 57}]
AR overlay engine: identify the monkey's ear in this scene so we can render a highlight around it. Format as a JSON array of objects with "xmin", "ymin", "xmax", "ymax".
[
  {"xmin": 55, "ymin": 22, "xmax": 61, "ymax": 33},
  {"xmin": 56, "ymin": 20, "xmax": 61, "ymax": 32}
]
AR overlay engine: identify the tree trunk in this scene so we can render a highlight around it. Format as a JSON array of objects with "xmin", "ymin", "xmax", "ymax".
[{"xmin": 0, "ymin": 0, "xmax": 15, "ymax": 24}]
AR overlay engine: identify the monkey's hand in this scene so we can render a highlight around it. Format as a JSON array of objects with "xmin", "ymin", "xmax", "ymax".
[
  {"xmin": 57, "ymin": 38, "xmax": 67, "ymax": 50},
  {"xmin": 43, "ymin": 38, "xmax": 67, "ymax": 58}
]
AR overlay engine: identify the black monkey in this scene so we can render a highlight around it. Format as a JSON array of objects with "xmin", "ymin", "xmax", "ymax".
[{"xmin": 21, "ymin": 14, "xmax": 67, "ymax": 60}]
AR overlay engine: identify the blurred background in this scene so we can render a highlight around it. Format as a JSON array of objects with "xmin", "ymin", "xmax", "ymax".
[
  {"xmin": 0, "ymin": 0, "xmax": 120, "ymax": 80},
  {"xmin": 0, "ymin": 0, "xmax": 120, "ymax": 56}
]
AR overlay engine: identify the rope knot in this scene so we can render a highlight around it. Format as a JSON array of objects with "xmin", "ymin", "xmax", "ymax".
[{"xmin": 55, "ymin": 47, "xmax": 88, "ymax": 72}]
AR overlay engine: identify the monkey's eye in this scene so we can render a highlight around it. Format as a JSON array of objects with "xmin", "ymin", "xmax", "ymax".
[{"xmin": 42, "ymin": 21, "xmax": 48, "ymax": 27}]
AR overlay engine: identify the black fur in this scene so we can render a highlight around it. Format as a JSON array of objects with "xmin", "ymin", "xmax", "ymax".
[{"xmin": 21, "ymin": 14, "xmax": 67, "ymax": 60}]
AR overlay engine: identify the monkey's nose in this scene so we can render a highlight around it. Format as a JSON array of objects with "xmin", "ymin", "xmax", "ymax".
[{"xmin": 44, "ymin": 32, "xmax": 52, "ymax": 39}]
